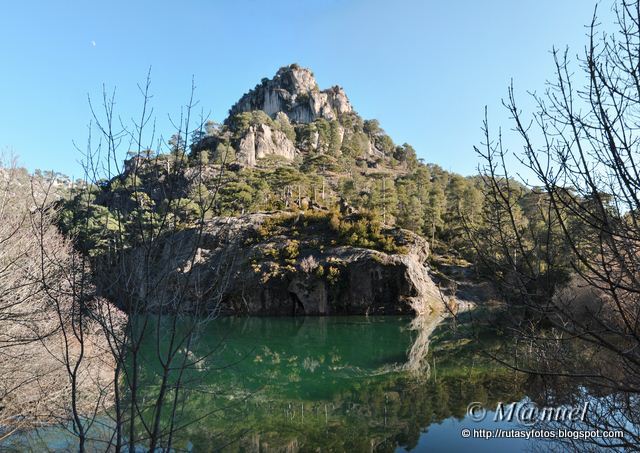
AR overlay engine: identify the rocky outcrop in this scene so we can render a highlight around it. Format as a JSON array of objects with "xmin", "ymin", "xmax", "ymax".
[
  {"xmin": 108, "ymin": 212, "xmax": 450, "ymax": 316},
  {"xmin": 237, "ymin": 123, "xmax": 297, "ymax": 166},
  {"xmin": 189, "ymin": 64, "xmax": 394, "ymax": 167},
  {"xmin": 229, "ymin": 65, "xmax": 353, "ymax": 123}
]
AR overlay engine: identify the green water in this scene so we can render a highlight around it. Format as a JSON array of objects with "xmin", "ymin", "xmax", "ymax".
[
  {"xmin": 5, "ymin": 314, "xmax": 597, "ymax": 452},
  {"xmin": 128, "ymin": 315, "xmax": 527, "ymax": 452}
]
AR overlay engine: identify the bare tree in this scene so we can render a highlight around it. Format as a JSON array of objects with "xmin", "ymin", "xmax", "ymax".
[
  {"xmin": 77, "ymin": 72, "xmax": 234, "ymax": 451},
  {"xmin": 0, "ymin": 154, "xmax": 119, "ymax": 451},
  {"xmin": 1, "ymin": 70, "xmax": 235, "ymax": 452},
  {"xmin": 467, "ymin": 1, "xmax": 640, "ymax": 448}
]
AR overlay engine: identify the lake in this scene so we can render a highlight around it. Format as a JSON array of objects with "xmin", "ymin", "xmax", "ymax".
[{"xmin": 2, "ymin": 314, "xmax": 631, "ymax": 452}]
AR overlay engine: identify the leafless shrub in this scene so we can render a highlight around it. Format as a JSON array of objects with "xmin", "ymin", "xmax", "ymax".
[
  {"xmin": 299, "ymin": 255, "xmax": 319, "ymax": 274},
  {"xmin": 0, "ymin": 154, "xmax": 121, "ymax": 445}
]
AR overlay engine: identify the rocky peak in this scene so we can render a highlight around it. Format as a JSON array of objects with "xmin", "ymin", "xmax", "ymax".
[
  {"xmin": 228, "ymin": 64, "xmax": 353, "ymax": 124},
  {"xmin": 272, "ymin": 64, "xmax": 319, "ymax": 94}
]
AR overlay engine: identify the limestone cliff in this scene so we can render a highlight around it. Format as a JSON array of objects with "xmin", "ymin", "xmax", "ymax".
[
  {"xmin": 237, "ymin": 123, "xmax": 297, "ymax": 166},
  {"xmin": 191, "ymin": 64, "xmax": 395, "ymax": 167},
  {"xmin": 110, "ymin": 212, "xmax": 450, "ymax": 316},
  {"xmin": 229, "ymin": 64, "xmax": 353, "ymax": 123}
]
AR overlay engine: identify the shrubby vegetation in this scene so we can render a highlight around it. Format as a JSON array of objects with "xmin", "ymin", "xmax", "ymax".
[
  {"xmin": 57, "ymin": 99, "xmax": 493, "ymax": 264},
  {"xmin": 255, "ymin": 209, "xmax": 407, "ymax": 254},
  {"xmin": 48, "ymin": 61, "xmax": 596, "ymax": 324}
]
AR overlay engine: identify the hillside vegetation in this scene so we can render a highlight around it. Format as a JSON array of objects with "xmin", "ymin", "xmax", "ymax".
[
  {"xmin": 59, "ymin": 66, "xmax": 485, "ymax": 260},
  {"xmin": 53, "ymin": 64, "xmax": 583, "ymax": 307}
]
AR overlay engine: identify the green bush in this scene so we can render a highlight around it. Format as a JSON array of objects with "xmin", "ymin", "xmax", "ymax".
[
  {"xmin": 283, "ymin": 240, "xmax": 300, "ymax": 259},
  {"xmin": 326, "ymin": 266, "xmax": 341, "ymax": 285}
]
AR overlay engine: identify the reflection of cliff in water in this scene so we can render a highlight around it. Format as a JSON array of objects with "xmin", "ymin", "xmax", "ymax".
[
  {"xmin": 5, "ymin": 315, "xmax": 634, "ymax": 452},
  {"xmin": 402, "ymin": 313, "xmax": 444, "ymax": 375},
  {"xmin": 146, "ymin": 315, "xmax": 529, "ymax": 452}
]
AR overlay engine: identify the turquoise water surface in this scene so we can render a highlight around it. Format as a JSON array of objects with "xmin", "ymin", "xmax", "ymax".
[{"xmin": 4, "ymin": 314, "xmax": 622, "ymax": 452}]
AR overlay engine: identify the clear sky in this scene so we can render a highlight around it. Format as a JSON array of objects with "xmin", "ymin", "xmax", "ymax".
[{"xmin": 0, "ymin": 0, "xmax": 609, "ymax": 178}]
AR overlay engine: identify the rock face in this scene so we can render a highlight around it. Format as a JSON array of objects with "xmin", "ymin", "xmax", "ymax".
[
  {"xmin": 109, "ymin": 213, "xmax": 449, "ymax": 316},
  {"xmin": 229, "ymin": 65, "xmax": 353, "ymax": 123},
  {"xmin": 237, "ymin": 123, "xmax": 297, "ymax": 166},
  {"xmin": 189, "ymin": 64, "xmax": 392, "ymax": 167}
]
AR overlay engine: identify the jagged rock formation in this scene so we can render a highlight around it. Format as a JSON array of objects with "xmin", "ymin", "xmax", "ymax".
[
  {"xmin": 87, "ymin": 65, "xmax": 446, "ymax": 318},
  {"xmin": 192, "ymin": 64, "xmax": 393, "ymax": 167},
  {"xmin": 108, "ymin": 212, "xmax": 450, "ymax": 316},
  {"xmin": 229, "ymin": 64, "xmax": 353, "ymax": 123},
  {"xmin": 237, "ymin": 123, "xmax": 297, "ymax": 166}
]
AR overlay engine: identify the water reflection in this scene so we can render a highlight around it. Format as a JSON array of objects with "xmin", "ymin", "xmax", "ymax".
[
  {"xmin": 402, "ymin": 313, "xmax": 444, "ymax": 375},
  {"xmin": 3, "ymin": 314, "xmax": 633, "ymax": 452},
  {"xmin": 132, "ymin": 315, "xmax": 528, "ymax": 451}
]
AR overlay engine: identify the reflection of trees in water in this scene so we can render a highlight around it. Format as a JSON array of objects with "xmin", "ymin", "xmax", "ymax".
[
  {"xmin": 167, "ymin": 319, "xmax": 528, "ymax": 452},
  {"xmin": 523, "ymin": 376, "xmax": 640, "ymax": 452},
  {"xmin": 206, "ymin": 366, "xmax": 525, "ymax": 452},
  {"xmin": 119, "ymin": 318, "xmax": 639, "ymax": 452},
  {"xmin": 507, "ymin": 332, "xmax": 640, "ymax": 451},
  {"xmin": 10, "ymin": 316, "xmax": 529, "ymax": 452}
]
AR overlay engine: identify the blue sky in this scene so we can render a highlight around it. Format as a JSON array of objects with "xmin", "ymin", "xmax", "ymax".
[{"xmin": 0, "ymin": 0, "xmax": 608, "ymax": 178}]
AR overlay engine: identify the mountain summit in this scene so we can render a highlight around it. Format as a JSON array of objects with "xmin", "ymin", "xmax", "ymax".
[
  {"xmin": 194, "ymin": 64, "xmax": 403, "ymax": 167},
  {"xmin": 228, "ymin": 64, "xmax": 353, "ymax": 123}
]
